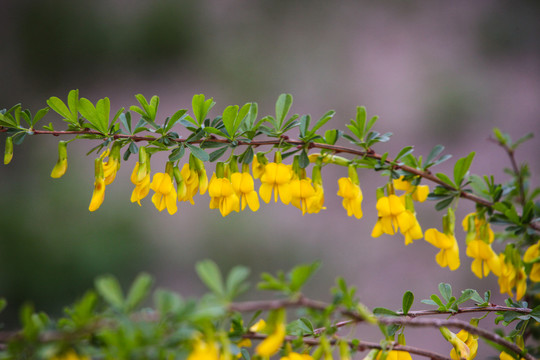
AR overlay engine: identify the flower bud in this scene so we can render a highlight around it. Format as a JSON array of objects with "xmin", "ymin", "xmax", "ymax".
[
  {"xmin": 137, "ymin": 146, "xmax": 150, "ymax": 182},
  {"xmin": 50, "ymin": 141, "xmax": 68, "ymax": 178},
  {"xmin": 4, "ymin": 136, "xmax": 13, "ymax": 165},
  {"xmin": 443, "ymin": 208, "xmax": 456, "ymax": 235}
]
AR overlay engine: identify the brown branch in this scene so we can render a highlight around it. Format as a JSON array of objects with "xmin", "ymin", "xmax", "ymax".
[
  {"xmin": 228, "ymin": 297, "xmax": 533, "ymax": 359},
  {"xmin": 2, "ymin": 126, "xmax": 539, "ymax": 231},
  {"xmin": 378, "ymin": 317, "xmax": 534, "ymax": 360},
  {"xmin": 245, "ymin": 333, "xmax": 451, "ymax": 360}
]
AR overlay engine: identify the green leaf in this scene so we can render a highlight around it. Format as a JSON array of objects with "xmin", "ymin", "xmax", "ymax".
[
  {"xmin": 373, "ymin": 307, "xmax": 399, "ymax": 317},
  {"xmin": 394, "ymin": 146, "xmax": 413, "ymax": 162},
  {"xmin": 356, "ymin": 106, "xmax": 367, "ymax": 137},
  {"xmin": 299, "ymin": 115, "xmax": 310, "ymax": 138},
  {"xmin": 125, "ymin": 273, "xmax": 153, "ymax": 312},
  {"xmin": 311, "ymin": 110, "xmax": 335, "ymax": 134},
  {"xmin": 240, "ymin": 348, "xmax": 251, "ymax": 360},
  {"xmin": 324, "ymin": 129, "xmax": 339, "ymax": 145},
  {"xmin": 154, "ymin": 289, "xmax": 183, "ymax": 316},
  {"xmin": 275, "ymin": 93, "xmax": 293, "ymax": 128},
  {"xmin": 453, "ymin": 152, "xmax": 475, "ymax": 187},
  {"xmin": 46, "ymin": 97, "xmax": 70, "ymax": 121},
  {"xmin": 204, "ymin": 126, "xmax": 229, "ymax": 138},
  {"xmin": 435, "ymin": 197, "xmax": 454, "ymax": 211},
  {"xmin": 95, "ymin": 275, "xmax": 124, "ymax": 309},
  {"xmin": 512, "ymin": 132, "xmax": 534, "ymax": 150},
  {"xmin": 195, "ymin": 260, "xmax": 224, "ymax": 297},
  {"xmin": 435, "ymin": 173, "xmax": 456, "ymax": 188},
  {"xmin": 402, "ymin": 291, "xmax": 414, "ymax": 315},
  {"xmin": 299, "ymin": 150, "xmax": 309, "ymax": 169},
  {"xmin": 225, "ymin": 266, "xmax": 250, "ymax": 301},
  {"xmin": 289, "ymin": 261, "xmax": 320, "ymax": 293},
  {"xmin": 185, "ymin": 143, "xmax": 209, "ymax": 162},
  {"xmin": 0, "ymin": 298, "xmax": 6, "ymax": 313},
  {"xmin": 222, "ymin": 105, "xmax": 239, "ymax": 139},
  {"xmin": 287, "ymin": 318, "xmax": 314, "ymax": 336},
  {"xmin": 192, "ymin": 94, "xmax": 215, "ymax": 126},
  {"xmin": 438, "ymin": 283, "xmax": 452, "ymax": 302},
  {"xmin": 95, "ymin": 97, "xmax": 111, "ymax": 132},
  {"xmin": 209, "ymin": 146, "xmax": 229, "ymax": 162},
  {"xmin": 79, "ymin": 98, "xmax": 108, "ymax": 134},
  {"xmin": 425, "ymin": 144, "xmax": 444, "ymax": 165}
]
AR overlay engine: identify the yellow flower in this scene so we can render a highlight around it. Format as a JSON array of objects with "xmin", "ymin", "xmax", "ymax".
[
  {"xmin": 252, "ymin": 154, "xmax": 267, "ymax": 179},
  {"xmin": 179, "ymin": 162, "xmax": 208, "ymax": 204},
  {"xmin": 393, "ymin": 176, "xmax": 429, "ymax": 202},
  {"xmin": 259, "ymin": 162, "xmax": 293, "ymax": 204},
  {"xmin": 231, "ymin": 171, "xmax": 260, "ymax": 212},
  {"xmin": 290, "ymin": 178, "xmax": 318, "ymax": 215},
  {"xmin": 500, "ymin": 352, "xmax": 525, "ymax": 360},
  {"xmin": 376, "ymin": 350, "xmax": 413, "ymax": 360},
  {"xmin": 372, "ymin": 195, "xmax": 421, "ymax": 244},
  {"xmin": 466, "ymin": 240, "xmax": 501, "ymax": 278},
  {"xmin": 150, "ymin": 172, "xmax": 177, "ymax": 215},
  {"xmin": 401, "ymin": 212, "xmax": 423, "ymax": 245},
  {"xmin": 187, "ymin": 339, "xmax": 220, "ymax": 360},
  {"xmin": 462, "ymin": 213, "xmax": 494, "ymax": 243},
  {"xmin": 209, "ymin": 174, "xmax": 240, "ymax": 217},
  {"xmin": 249, "ymin": 319, "xmax": 266, "ymax": 332},
  {"xmin": 450, "ymin": 330, "xmax": 478, "ymax": 360},
  {"xmin": 310, "ymin": 183, "xmax": 325, "ymax": 214},
  {"xmin": 89, "ymin": 158, "xmax": 106, "ymax": 212},
  {"xmin": 281, "ymin": 352, "xmax": 314, "ymax": 360},
  {"xmin": 337, "ymin": 177, "xmax": 363, "ymax": 219},
  {"xmin": 498, "ymin": 254, "xmax": 527, "ymax": 300},
  {"xmin": 50, "ymin": 350, "xmax": 90, "ymax": 360},
  {"xmin": 425, "ymin": 228, "xmax": 460, "ymax": 270},
  {"xmin": 102, "ymin": 150, "xmax": 120, "ymax": 187},
  {"xmin": 130, "ymin": 162, "xmax": 151, "ymax": 205},
  {"xmin": 524, "ymin": 242, "xmax": 540, "ymax": 282},
  {"xmin": 255, "ymin": 323, "xmax": 286, "ymax": 357},
  {"xmin": 50, "ymin": 141, "xmax": 68, "ymax": 178}
]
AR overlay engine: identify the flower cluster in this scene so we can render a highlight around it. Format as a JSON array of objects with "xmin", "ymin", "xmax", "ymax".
[{"xmin": 47, "ymin": 135, "xmax": 538, "ymax": 304}]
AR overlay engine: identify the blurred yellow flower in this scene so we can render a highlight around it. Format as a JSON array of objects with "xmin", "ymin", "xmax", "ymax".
[
  {"xmin": 425, "ymin": 228, "xmax": 460, "ymax": 270},
  {"xmin": 255, "ymin": 323, "xmax": 286, "ymax": 357},
  {"xmin": 187, "ymin": 339, "xmax": 220, "ymax": 360},
  {"xmin": 450, "ymin": 330, "xmax": 478, "ymax": 360},
  {"xmin": 498, "ymin": 254, "xmax": 526, "ymax": 300},
  {"xmin": 249, "ymin": 319, "xmax": 266, "ymax": 332},
  {"xmin": 150, "ymin": 172, "xmax": 177, "ymax": 215},
  {"xmin": 524, "ymin": 242, "xmax": 540, "ymax": 282},
  {"xmin": 281, "ymin": 352, "xmax": 313, "ymax": 360},
  {"xmin": 50, "ymin": 350, "xmax": 89, "ymax": 360}
]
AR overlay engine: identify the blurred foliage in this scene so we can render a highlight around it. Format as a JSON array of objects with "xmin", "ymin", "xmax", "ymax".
[{"xmin": 0, "ymin": 142, "xmax": 152, "ymax": 327}]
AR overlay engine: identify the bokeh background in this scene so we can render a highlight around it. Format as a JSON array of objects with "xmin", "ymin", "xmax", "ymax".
[{"xmin": 1, "ymin": 0, "xmax": 540, "ymax": 356}]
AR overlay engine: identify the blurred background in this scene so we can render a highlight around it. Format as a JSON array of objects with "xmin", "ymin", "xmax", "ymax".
[{"xmin": 1, "ymin": 0, "xmax": 540, "ymax": 356}]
